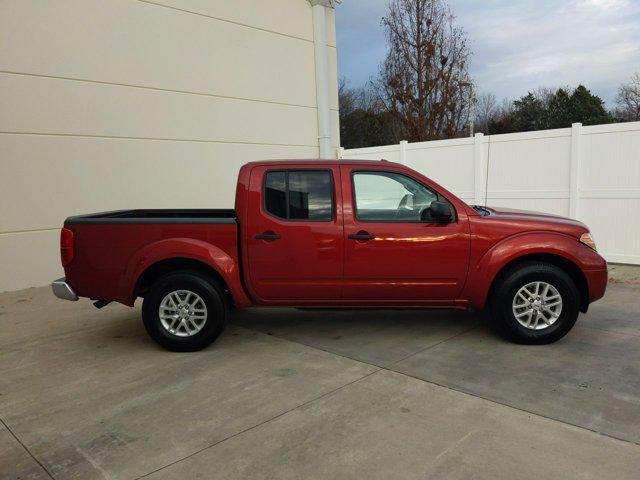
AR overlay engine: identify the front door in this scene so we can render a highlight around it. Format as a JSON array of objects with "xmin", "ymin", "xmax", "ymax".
[
  {"xmin": 341, "ymin": 166, "xmax": 470, "ymax": 303},
  {"xmin": 246, "ymin": 165, "xmax": 343, "ymax": 303}
]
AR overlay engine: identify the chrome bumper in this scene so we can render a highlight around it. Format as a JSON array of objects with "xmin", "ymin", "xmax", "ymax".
[{"xmin": 51, "ymin": 277, "xmax": 79, "ymax": 301}]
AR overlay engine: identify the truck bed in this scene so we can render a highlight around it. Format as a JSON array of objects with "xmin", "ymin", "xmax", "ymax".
[
  {"xmin": 63, "ymin": 209, "xmax": 239, "ymax": 305},
  {"xmin": 66, "ymin": 209, "xmax": 236, "ymax": 224}
]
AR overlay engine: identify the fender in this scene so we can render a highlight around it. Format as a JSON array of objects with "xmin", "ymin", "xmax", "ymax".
[
  {"xmin": 463, "ymin": 231, "xmax": 601, "ymax": 310},
  {"xmin": 118, "ymin": 238, "xmax": 251, "ymax": 307}
]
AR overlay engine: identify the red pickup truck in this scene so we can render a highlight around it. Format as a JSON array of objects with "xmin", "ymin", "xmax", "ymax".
[{"xmin": 52, "ymin": 160, "xmax": 607, "ymax": 351}]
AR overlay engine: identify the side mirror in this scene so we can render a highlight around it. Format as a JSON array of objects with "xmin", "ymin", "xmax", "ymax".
[{"xmin": 422, "ymin": 201, "xmax": 453, "ymax": 223}]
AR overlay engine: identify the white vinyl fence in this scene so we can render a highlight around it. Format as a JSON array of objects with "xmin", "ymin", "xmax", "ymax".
[{"xmin": 340, "ymin": 122, "xmax": 640, "ymax": 265}]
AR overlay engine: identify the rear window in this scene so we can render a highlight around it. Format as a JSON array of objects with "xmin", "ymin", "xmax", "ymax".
[{"xmin": 264, "ymin": 170, "xmax": 333, "ymax": 222}]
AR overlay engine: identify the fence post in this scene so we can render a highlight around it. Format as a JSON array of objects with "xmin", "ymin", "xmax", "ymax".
[
  {"xmin": 399, "ymin": 140, "xmax": 408, "ymax": 164},
  {"xmin": 569, "ymin": 123, "xmax": 582, "ymax": 219},
  {"xmin": 474, "ymin": 133, "xmax": 486, "ymax": 205},
  {"xmin": 337, "ymin": 147, "xmax": 345, "ymax": 160}
]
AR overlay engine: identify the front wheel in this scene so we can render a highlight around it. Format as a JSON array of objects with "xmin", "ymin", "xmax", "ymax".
[
  {"xmin": 489, "ymin": 262, "xmax": 580, "ymax": 344},
  {"xmin": 142, "ymin": 271, "xmax": 228, "ymax": 351}
]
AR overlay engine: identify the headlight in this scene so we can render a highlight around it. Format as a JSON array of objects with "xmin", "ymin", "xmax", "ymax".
[{"xmin": 579, "ymin": 232, "xmax": 597, "ymax": 251}]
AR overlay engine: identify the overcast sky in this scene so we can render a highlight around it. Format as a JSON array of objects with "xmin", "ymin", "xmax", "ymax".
[{"xmin": 336, "ymin": 0, "xmax": 640, "ymax": 106}]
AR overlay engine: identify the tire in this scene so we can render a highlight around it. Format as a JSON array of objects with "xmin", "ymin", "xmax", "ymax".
[
  {"xmin": 142, "ymin": 270, "xmax": 228, "ymax": 351},
  {"xmin": 489, "ymin": 262, "xmax": 580, "ymax": 344}
]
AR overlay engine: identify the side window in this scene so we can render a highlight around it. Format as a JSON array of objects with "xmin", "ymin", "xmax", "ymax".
[
  {"xmin": 352, "ymin": 171, "xmax": 439, "ymax": 222},
  {"xmin": 264, "ymin": 170, "xmax": 333, "ymax": 221},
  {"xmin": 264, "ymin": 171, "xmax": 287, "ymax": 219}
]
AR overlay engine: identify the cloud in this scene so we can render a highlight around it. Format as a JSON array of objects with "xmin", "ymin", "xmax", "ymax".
[
  {"xmin": 336, "ymin": 0, "xmax": 640, "ymax": 105},
  {"xmin": 582, "ymin": 0, "xmax": 630, "ymax": 9}
]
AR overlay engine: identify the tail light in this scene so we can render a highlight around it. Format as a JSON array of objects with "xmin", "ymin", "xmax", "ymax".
[{"xmin": 60, "ymin": 228, "xmax": 74, "ymax": 267}]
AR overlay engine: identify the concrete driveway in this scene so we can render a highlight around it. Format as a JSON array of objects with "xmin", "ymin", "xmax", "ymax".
[{"xmin": 1, "ymin": 283, "xmax": 639, "ymax": 479}]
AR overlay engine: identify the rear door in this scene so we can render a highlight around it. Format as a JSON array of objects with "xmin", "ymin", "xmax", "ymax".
[
  {"xmin": 245, "ymin": 165, "xmax": 343, "ymax": 303},
  {"xmin": 341, "ymin": 165, "xmax": 470, "ymax": 303}
]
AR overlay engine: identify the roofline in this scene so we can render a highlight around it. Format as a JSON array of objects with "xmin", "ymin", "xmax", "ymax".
[{"xmin": 243, "ymin": 159, "xmax": 403, "ymax": 167}]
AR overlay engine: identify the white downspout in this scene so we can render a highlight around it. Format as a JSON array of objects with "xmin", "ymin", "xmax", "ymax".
[{"xmin": 310, "ymin": 1, "xmax": 332, "ymax": 158}]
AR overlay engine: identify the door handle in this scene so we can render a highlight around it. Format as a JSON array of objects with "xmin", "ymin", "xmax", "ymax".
[
  {"xmin": 255, "ymin": 232, "xmax": 281, "ymax": 240},
  {"xmin": 348, "ymin": 231, "xmax": 375, "ymax": 241}
]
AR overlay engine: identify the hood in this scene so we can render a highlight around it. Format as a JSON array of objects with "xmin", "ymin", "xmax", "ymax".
[{"xmin": 477, "ymin": 205, "xmax": 589, "ymax": 236}]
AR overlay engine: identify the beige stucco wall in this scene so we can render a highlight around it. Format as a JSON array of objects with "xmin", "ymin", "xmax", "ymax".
[{"xmin": 0, "ymin": 0, "xmax": 340, "ymax": 292}]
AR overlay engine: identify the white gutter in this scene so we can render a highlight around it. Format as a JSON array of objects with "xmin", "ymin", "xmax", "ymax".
[{"xmin": 309, "ymin": 0, "xmax": 336, "ymax": 158}]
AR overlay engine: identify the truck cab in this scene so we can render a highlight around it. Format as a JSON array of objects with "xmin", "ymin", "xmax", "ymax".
[{"xmin": 238, "ymin": 161, "xmax": 470, "ymax": 305}]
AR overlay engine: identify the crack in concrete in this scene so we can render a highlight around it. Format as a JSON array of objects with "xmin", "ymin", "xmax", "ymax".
[
  {"xmin": 133, "ymin": 367, "xmax": 383, "ymax": 479},
  {"xmin": 235, "ymin": 323, "xmax": 640, "ymax": 449},
  {"xmin": 0, "ymin": 416, "xmax": 55, "ymax": 479}
]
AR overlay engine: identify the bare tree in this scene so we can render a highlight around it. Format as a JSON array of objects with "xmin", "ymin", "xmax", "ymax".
[
  {"xmin": 500, "ymin": 97, "xmax": 514, "ymax": 114},
  {"xmin": 340, "ymin": 77, "xmax": 386, "ymax": 115},
  {"xmin": 615, "ymin": 72, "xmax": 640, "ymax": 121},
  {"xmin": 339, "ymin": 77, "xmax": 358, "ymax": 117},
  {"xmin": 474, "ymin": 92, "xmax": 497, "ymax": 134},
  {"xmin": 339, "ymin": 77, "xmax": 402, "ymax": 148},
  {"xmin": 533, "ymin": 86, "xmax": 559, "ymax": 109},
  {"xmin": 377, "ymin": 0, "xmax": 473, "ymax": 141}
]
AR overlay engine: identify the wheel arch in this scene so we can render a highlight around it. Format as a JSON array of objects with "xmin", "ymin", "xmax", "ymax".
[
  {"xmin": 486, "ymin": 253, "xmax": 589, "ymax": 313},
  {"xmin": 121, "ymin": 237, "xmax": 252, "ymax": 308},
  {"xmin": 134, "ymin": 257, "xmax": 234, "ymax": 306}
]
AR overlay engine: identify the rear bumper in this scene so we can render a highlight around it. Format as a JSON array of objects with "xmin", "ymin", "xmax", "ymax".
[{"xmin": 51, "ymin": 277, "xmax": 79, "ymax": 301}]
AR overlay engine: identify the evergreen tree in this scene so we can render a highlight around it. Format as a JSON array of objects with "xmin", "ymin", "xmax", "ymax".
[{"xmin": 489, "ymin": 85, "xmax": 613, "ymax": 134}]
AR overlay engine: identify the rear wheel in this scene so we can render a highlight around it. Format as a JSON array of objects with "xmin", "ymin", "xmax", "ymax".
[
  {"xmin": 489, "ymin": 262, "xmax": 580, "ymax": 344},
  {"xmin": 142, "ymin": 271, "xmax": 228, "ymax": 351}
]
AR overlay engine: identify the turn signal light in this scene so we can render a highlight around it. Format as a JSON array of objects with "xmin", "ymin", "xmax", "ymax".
[
  {"xmin": 60, "ymin": 228, "xmax": 74, "ymax": 267},
  {"xmin": 579, "ymin": 232, "xmax": 597, "ymax": 251}
]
